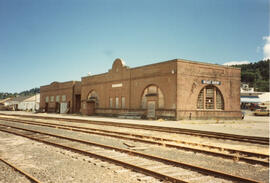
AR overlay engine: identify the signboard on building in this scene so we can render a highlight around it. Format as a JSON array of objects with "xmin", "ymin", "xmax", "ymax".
[
  {"xmin": 202, "ymin": 80, "xmax": 221, "ymax": 85},
  {"xmin": 112, "ymin": 83, "xmax": 123, "ymax": 88}
]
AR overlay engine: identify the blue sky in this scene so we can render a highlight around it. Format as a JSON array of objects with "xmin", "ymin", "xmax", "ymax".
[{"xmin": 0, "ymin": 0, "xmax": 269, "ymax": 93}]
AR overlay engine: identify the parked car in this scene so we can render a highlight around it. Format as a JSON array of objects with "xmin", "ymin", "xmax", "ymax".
[{"xmin": 254, "ymin": 108, "xmax": 270, "ymax": 116}]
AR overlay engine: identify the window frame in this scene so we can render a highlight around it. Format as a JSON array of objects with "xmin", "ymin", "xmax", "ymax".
[
  {"xmin": 121, "ymin": 96, "xmax": 125, "ymax": 109},
  {"xmin": 197, "ymin": 85, "xmax": 224, "ymax": 110},
  {"xmin": 109, "ymin": 97, "xmax": 113, "ymax": 108},
  {"xmin": 62, "ymin": 95, "xmax": 66, "ymax": 102},
  {"xmin": 45, "ymin": 96, "xmax": 49, "ymax": 103}
]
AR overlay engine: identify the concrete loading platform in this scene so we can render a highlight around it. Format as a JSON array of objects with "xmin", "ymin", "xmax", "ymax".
[{"xmin": 0, "ymin": 111, "xmax": 268, "ymax": 138}]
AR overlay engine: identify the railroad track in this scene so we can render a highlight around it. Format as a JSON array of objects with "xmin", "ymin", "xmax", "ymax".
[
  {"xmin": 0, "ymin": 123, "xmax": 262, "ymax": 183},
  {"xmin": 0, "ymin": 157, "xmax": 42, "ymax": 183},
  {"xmin": 0, "ymin": 113, "xmax": 268, "ymax": 145},
  {"xmin": 0, "ymin": 116, "xmax": 268, "ymax": 166}
]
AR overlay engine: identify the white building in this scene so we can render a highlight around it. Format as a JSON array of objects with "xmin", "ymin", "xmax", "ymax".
[
  {"xmin": 4, "ymin": 96, "xmax": 29, "ymax": 110},
  {"xmin": 240, "ymin": 83, "xmax": 270, "ymax": 109},
  {"xmin": 241, "ymin": 83, "xmax": 255, "ymax": 93},
  {"xmin": 259, "ymin": 92, "xmax": 270, "ymax": 104},
  {"xmin": 18, "ymin": 94, "xmax": 40, "ymax": 111}
]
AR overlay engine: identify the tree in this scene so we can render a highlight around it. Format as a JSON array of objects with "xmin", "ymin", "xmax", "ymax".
[{"xmin": 233, "ymin": 59, "xmax": 269, "ymax": 92}]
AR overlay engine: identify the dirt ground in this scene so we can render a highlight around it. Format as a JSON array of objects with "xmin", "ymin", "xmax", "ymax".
[
  {"xmin": 0, "ymin": 111, "xmax": 268, "ymax": 183},
  {"xmin": 0, "ymin": 131, "xmax": 157, "ymax": 183}
]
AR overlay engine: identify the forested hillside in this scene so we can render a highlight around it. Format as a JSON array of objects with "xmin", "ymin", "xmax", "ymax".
[
  {"xmin": 0, "ymin": 88, "xmax": 40, "ymax": 100},
  {"xmin": 233, "ymin": 59, "xmax": 269, "ymax": 92}
]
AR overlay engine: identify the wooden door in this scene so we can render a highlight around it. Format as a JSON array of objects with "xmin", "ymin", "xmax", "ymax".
[
  {"xmin": 45, "ymin": 103, "xmax": 48, "ymax": 112},
  {"xmin": 60, "ymin": 102, "xmax": 67, "ymax": 114},
  {"xmin": 87, "ymin": 102, "xmax": 95, "ymax": 115},
  {"xmin": 55, "ymin": 102, "xmax": 60, "ymax": 113},
  {"xmin": 75, "ymin": 95, "xmax": 81, "ymax": 113},
  {"xmin": 147, "ymin": 101, "xmax": 156, "ymax": 118}
]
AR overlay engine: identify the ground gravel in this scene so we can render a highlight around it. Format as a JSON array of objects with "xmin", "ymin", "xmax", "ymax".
[
  {"xmin": 0, "ymin": 120, "xmax": 268, "ymax": 183},
  {"xmin": 0, "ymin": 160, "xmax": 31, "ymax": 183},
  {"xmin": 0, "ymin": 131, "xmax": 162, "ymax": 183},
  {"xmin": 3, "ymin": 114, "xmax": 268, "ymax": 154}
]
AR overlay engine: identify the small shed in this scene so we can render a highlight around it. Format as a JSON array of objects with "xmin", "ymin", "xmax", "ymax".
[
  {"xmin": 5, "ymin": 96, "xmax": 31, "ymax": 111},
  {"xmin": 18, "ymin": 94, "xmax": 40, "ymax": 111}
]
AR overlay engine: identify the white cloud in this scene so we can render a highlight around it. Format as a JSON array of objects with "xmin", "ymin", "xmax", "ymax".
[
  {"xmin": 263, "ymin": 36, "xmax": 270, "ymax": 60},
  {"xmin": 223, "ymin": 61, "xmax": 250, "ymax": 66}
]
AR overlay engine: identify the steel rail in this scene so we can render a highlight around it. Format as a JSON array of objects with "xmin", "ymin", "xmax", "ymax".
[
  {"xmin": 0, "ymin": 113, "xmax": 268, "ymax": 145},
  {"xmin": 3, "ymin": 117, "xmax": 268, "ymax": 158},
  {"xmin": 0, "ymin": 157, "xmax": 43, "ymax": 183},
  {"xmin": 0, "ymin": 117, "xmax": 268, "ymax": 166},
  {"xmin": 0, "ymin": 126, "xmax": 188, "ymax": 183},
  {"xmin": 3, "ymin": 113, "xmax": 269, "ymax": 143},
  {"xmin": 0, "ymin": 123, "xmax": 262, "ymax": 183}
]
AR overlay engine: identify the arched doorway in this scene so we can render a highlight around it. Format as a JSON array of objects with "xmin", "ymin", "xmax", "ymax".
[
  {"xmin": 197, "ymin": 85, "xmax": 224, "ymax": 110},
  {"xmin": 86, "ymin": 90, "xmax": 99, "ymax": 115},
  {"xmin": 141, "ymin": 85, "xmax": 164, "ymax": 118}
]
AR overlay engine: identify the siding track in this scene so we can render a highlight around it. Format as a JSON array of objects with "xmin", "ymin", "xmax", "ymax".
[
  {"xmin": 0, "ymin": 122, "xmax": 263, "ymax": 183},
  {"xmin": 0, "ymin": 113, "xmax": 268, "ymax": 145},
  {"xmin": 0, "ymin": 157, "xmax": 43, "ymax": 183},
  {"xmin": 0, "ymin": 116, "xmax": 268, "ymax": 166}
]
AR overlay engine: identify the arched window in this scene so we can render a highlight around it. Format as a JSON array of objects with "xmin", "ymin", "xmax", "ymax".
[
  {"xmin": 216, "ymin": 89, "xmax": 224, "ymax": 109},
  {"xmin": 197, "ymin": 85, "xmax": 224, "ymax": 110},
  {"xmin": 141, "ymin": 85, "xmax": 164, "ymax": 109},
  {"xmin": 87, "ymin": 90, "xmax": 99, "ymax": 107}
]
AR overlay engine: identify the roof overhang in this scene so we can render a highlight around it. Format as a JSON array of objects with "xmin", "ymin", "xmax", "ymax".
[{"xmin": 241, "ymin": 97, "xmax": 261, "ymax": 103}]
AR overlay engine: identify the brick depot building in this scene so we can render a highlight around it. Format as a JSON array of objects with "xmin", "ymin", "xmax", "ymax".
[
  {"xmin": 40, "ymin": 81, "xmax": 81, "ymax": 114},
  {"xmin": 40, "ymin": 58, "xmax": 242, "ymax": 120}
]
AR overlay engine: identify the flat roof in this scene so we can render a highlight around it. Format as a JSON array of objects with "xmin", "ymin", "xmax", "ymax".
[
  {"xmin": 82, "ymin": 58, "xmax": 239, "ymax": 79},
  {"xmin": 176, "ymin": 58, "xmax": 241, "ymax": 70},
  {"xmin": 241, "ymin": 96, "xmax": 261, "ymax": 103},
  {"xmin": 40, "ymin": 80, "xmax": 81, "ymax": 88}
]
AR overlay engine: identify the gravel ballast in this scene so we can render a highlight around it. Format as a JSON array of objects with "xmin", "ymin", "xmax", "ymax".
[
  {"xmin": 0, "ymin": 120, "xmax": 268, "ymax": 182},
  {"xmin": 0, "ymin": 160, "xmax": 32, "ymax": 183},
  {"xmin": 2, "ymin": 115, "xmax": 268, "ymax": 154},
  {"xmin": 0, "ymin": 131, "xmax": 161, "ymax": 183}
]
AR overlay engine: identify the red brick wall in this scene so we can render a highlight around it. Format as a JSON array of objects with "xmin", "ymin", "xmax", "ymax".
[
  {"xmin": 41, "ymin": 58, "xmax": 241, "ymax": 120},
  {"xmin": 40, "ymin": 81, "xmax": 81, "ymax": 113},
  {"xmin": 81, "ymin": 59, "xmax": 177, "ymax": 118},
  {"xmin": 176, "ymin": 60, "xmax": 241, "ymax": 119}
]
